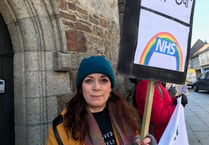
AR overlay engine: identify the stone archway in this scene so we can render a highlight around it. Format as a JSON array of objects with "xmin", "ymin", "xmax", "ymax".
[{"xmin": 0, "ymin": 0, "xmax": 71, "ymax": 144}]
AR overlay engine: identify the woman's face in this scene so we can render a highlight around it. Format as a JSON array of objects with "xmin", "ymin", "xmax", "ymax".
[{"xmin": 82, "ymin": 73, "xmax": 112, "ymax": 113}]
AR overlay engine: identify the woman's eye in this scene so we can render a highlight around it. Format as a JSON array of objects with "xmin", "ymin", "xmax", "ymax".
[
  {"xmin": 100, "ymin": 78, "xmax": 109, "ymax": 83},
  {"xmin": 84, "ymin": 79, "xmax": 93, "ymax": 84}
]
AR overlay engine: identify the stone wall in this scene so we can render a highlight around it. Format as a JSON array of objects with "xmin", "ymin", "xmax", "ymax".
[{"xmin": 0, "ymin": 0, "xmax": 127, "ymax": 144}]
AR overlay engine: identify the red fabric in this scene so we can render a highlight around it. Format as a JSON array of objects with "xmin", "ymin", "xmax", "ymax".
[{"xmin": 135, "ymin": 80, "xmax": 176, "ymax": 142}]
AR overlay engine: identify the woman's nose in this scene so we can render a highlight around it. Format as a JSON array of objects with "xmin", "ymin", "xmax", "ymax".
[{"xmin": 92, "ymin": 80, "xmax": 101, "ymax": 90}]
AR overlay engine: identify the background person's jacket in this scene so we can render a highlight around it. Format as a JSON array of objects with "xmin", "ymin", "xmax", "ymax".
[{"xmin": 135, "ymin": 80, "xmax": 176, "ymax": 142}]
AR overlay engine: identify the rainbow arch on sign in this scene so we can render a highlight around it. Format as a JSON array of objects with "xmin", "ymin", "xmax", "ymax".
[{"xmin": 139, "ymin": 32, "xmax": 183, "ymax": 71}]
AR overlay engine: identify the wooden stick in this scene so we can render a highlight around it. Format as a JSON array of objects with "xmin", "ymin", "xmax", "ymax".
[{"xmin": 141, "ymin": 80, "xmax": 155, "ymax": 138}]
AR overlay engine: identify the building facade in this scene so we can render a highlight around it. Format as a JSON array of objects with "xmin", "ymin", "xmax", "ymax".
[
  {"xmin": 199, "ymin": 47, "xmax": 209, "ymax": 72},
  {"xmin": 190, "ymin": 42, "xmax": 209, "ymax": 77},
  {"xmin": 0, "ymin": 0, "xmax": 127, "ymax": 144}
]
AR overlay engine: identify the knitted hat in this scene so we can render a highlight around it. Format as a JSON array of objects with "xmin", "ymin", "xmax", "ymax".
[{"xmin": 76, "ymin": 56, "xmax": 115, "ymax": 88}]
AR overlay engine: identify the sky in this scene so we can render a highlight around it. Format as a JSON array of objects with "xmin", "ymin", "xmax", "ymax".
[{"xmin": 191, "ymin": 1, "xmax": 209, "ymax": 45}]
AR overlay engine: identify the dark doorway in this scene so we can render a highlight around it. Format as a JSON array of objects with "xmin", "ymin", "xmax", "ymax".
[{"xmin": 0, "ymin": 13, "xmax": 14, "ymax": 145}]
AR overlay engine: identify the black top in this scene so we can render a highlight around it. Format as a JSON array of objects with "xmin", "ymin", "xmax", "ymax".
[{"xmin": 93, "ymin": 107, "xmax": 117, "ymax": 145}]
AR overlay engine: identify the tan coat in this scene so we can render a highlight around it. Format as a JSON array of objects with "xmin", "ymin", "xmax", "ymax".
[{"xmin": 47, "ymin": 110, "xmax": 120, "ymax": 145}]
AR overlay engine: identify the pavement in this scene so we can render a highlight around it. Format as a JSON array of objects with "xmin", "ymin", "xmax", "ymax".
[{"xmin": 185, "ymin": 89, "xmax": 209, "ymax": 145}]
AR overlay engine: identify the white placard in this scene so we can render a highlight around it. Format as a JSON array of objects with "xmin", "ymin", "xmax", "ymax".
[
  {"xmin": 159, "ymin": 97, "xmax": 189, "ymax": 145},
  {"xmin": 141, "ymin": 0, "xmax": 194, "ymax": 24},
  {"xmin": 134, "ymin": 9, "xmax": 189, "ymax": 72}
]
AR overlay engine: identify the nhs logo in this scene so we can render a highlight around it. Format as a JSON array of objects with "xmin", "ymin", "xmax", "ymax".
[{"xmin": 154, "ymin": 37, "xmax": 176, "ymax": 56}]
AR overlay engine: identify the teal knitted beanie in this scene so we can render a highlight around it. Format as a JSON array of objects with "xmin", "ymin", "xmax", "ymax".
[{"xmin": 76, "ymin": 56, "xmax": 115, "ymax": 88}]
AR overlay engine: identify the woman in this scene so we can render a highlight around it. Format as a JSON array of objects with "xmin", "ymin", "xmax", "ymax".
[{"xmin": 47, "ymin": 56, "xmax": 157, "ymax": 145}]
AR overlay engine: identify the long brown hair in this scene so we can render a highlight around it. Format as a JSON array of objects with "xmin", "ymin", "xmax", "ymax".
[{"xmin": 63, "ymin": 86, "xmax": 140, "ymax": 142}]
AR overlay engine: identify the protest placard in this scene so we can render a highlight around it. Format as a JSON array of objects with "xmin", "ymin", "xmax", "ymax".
[
  {"xmin": 117, "ymin": 0, "xmax": 195, "ymax": 139},
  {"xmin": 117, "ymin": 0, "xmax": 195, "ymax": 84}
]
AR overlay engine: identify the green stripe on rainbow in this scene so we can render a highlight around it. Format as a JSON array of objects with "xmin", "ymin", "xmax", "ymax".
[{"xmin": 139, "ymin": 32, "xmax": 183, "ymax": 71}]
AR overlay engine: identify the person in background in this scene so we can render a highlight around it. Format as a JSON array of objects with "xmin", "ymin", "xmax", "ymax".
[
  {"xmin": 135, "ymin": 80, "xmax": 188, "ymax": 143},
  {"xmin": 47, "ymin": 56, "xmax": 157, "ymax": 145}
]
